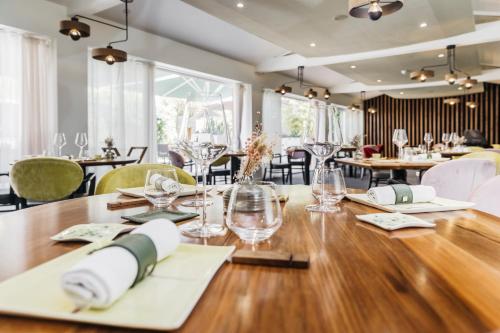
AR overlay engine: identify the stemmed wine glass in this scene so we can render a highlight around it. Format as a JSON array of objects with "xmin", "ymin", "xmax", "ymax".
[
  {"xmin": 177, "ymin": 94, "xmax": 230, "ymax": 238},
  {"xmin": 75, "ymin": 133, "xmax": 88, "ymax": 159},
  {"xmin": 424, "ymin": 132, "xmax": 433, "ymax": 157},
  {"xmin": 302, "ymin": 110, "xmax": 342, "ymax": 212},
  {"xmin": 450, "ymin": 132, "xmax": 459, "ymax": 150},
  {"xmin": 442, "ymin": 133, "xmax": 450, "ymax": 151},
  {"xmin": 392, "ymin": 129, "xmax": 408, "ymax": 159},
  {"xmin": 53, "ymin": 133, "xmax": 67, "ymax": 157}
]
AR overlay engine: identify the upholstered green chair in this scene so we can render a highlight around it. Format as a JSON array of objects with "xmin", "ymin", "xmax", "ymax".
[
  {"xmin": 492, "ymin": 144, "xmax": 500, "ymax": 150},
  {"xmin": 467, "ymin": 146, "xmax": 485, "ymax": 153},
  {"xmin": 95, "ymin": 163, "xmax": 196, "ymax": 195},
  {"xmin": 460, "ymin": 151, "xmax": 500, "ymax": 175},
  {"xmin": 10, "ymin": 158, "xmax": 84, "ymax": 208}
]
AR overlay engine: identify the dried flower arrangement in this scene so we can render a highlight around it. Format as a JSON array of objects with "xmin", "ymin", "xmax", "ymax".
[
  {"xmin": 350, "ymin": 134, "xmax": 362, "ymax": 149},
  {"xmin": 236, "ymin": 123, "xmax": 273, "ymax": 181}
]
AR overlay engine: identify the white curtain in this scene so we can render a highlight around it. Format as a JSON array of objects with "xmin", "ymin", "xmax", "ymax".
[
  {"xmin": 0, "ymin": 29, "xmax": 57, "ymax": 190},
  {"xmin": 339, "ymin": 107, "xmax": 364, "ymax": 145},
  {"xmin": 232, "ymin": 83, "xmax": 252, "ymax": 150},
  {"xmin": 262, "ymin": 89, "xmax": 282, "ymax": 153},
  {"xmin": 311, "ymin": 100, "xmax": 327, "ymax": 142},
  {"xmin": 88, "ymin": 55, "xmax": 157, "ymax": 163}
]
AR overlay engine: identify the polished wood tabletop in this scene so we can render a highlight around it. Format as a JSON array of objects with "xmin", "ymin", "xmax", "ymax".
[
  {"xmin": 336, "ymin": 157, "xmax": 442, "ymax": 170},
  {"xmin": 440, "ymin": 151, "xmax": 470, "ymax": 158},
  {"xmin": 1, "ymin": 186, "xmax": 500, "ymax": 332}
]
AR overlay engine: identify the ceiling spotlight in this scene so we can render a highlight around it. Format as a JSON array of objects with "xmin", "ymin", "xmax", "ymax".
[
  {"xmin": 350, "ymin": 65, "xmax": 357, "ymax": 69},
  {"xmin": 275, "ymin": 85, "xmax": 292, "ymax": 95},
  {"xmin": 236, "ymin": 1, "xmax": 245, "ymax": 8},
  {"xmin": 438, "ymin": 53, "xmax": 445, "ymax": 58},
  {"xmin": 323, "ymin": 89, "xmax": 331, "ymax": 99},
  {"xmin": 410, "ymin": 69, "xmax": 435, "ymax": 83},
  {"xmin": 399, "ymin": 91, "xmax": 404, "ymax": 95},
  {"xmin": 376, "ymin": 79, "xmax": 382, "ymax": 83},
  {"xmin": 466, "ymin": 101, "xmax": 478, "ymax": 109},
  {"xmin": 305, "ymin": 88, "xmax": 318, "ymax": 99},
  {"xmin": 92, "ymin": 45, "xmax": 127, "ymax": 65},
  {"xmin": 419, "ymin": 22, "xmax": 428, "ymax": 28},
  {"xmin": 445, "ymin": 72, "xmax": 458, "ymax": 85},
  {"xmin": 461, "ymin": 76, "xmax": 478, "ymax": 89},
  {"xmin": 400, "ymin": 69, "xmax": 407, "ymax": 75},
  {"xmin": 368, "ymin": 107, "xmax": 377, "ymax": 114},
  {"xmin": 59, "ymin": 17, "xmax": 90, "ymax": 41},
  {"xmin": 444, "ymin": 98, "xmax": 460, "ymax": 106},
  {"xmin": 309, "ymin": 42, "xmax": 316, "ymax": 47},
  {"xmin": 458, "ymin": 85, "xmax": 464, "ymax": 91},
  {"xmin": 349, "ymin": 0, "xmax": 403, "ymax": 21}
]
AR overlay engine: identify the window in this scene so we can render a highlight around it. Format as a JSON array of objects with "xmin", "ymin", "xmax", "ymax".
[{"xmin": 280, "ymin": 96, "xmax": 315, "ymax": 153}]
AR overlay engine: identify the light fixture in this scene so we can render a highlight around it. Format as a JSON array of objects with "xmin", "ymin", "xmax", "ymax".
[
  {"xmin": 376, "ymin": 79, "xmax": 382, "ymax": 83},
  {"xmin": 410, "ymin": 45, "xmax": 477, "ymax": 89},
  {"xmin": 236, "ymin": 1, "xmax": 245, "ymax": 8},
  {"xmin": 368, "ymin": 107, "xmax": 377, "ymax": 114},
  {"xmin": 466, "ymin": 101, "xmax": 477, "ymax": 109},
  {"xmin": 59, "ymin": 17, "xmax": 90, "ymax": 41},
  {"xmin": 274, "ymin": 66, "xmax": 330, "ymax": 100},
  {"xmin": 59, "ymin": 0, "xmax": 132, "ymax": 65},
  {"xmin": 444, "ymin": 98, "xmax": 460, "ymax": 106},
  {"xmin": 309, "ymin": 42, "xmax": 316, "ymax": 47},
  {"xmin": 323, "ymin": 89, "xmax": 331, "ymax": 99},
  {"xmin": 399, "ymin": 91, "xmax": 404, "ymax": 95},
  {"xmin": 305, "ymin": 88, "xmax": 318, "ymax": 99},
  {"xmin": 350, "ymin": 65, "xmax": 357, "ymax": 69},
  {"xmin": 410, "ymin": 69, "xmax": 435, "ymax": 82},
  {"xmin": 348, "ymin": 91, "xmax": 366, "ymax": 111},
  {"xmin": 461, "ymin": 76, "xmax": 478, "ymax": 89},
  {"xmin": 400, "ymin": 69, "xmax": 407, "ymax": 75},
  {"xmin": 419, "ymin": 22, "xmax": 428, "ymax": 28},
  {"xmin": 348, "ymin": 0, "xmax": 403, "ymax": 21},
  {"xmin": 458, "ymin": 85, "xmax": 464, "ymax": 91}
]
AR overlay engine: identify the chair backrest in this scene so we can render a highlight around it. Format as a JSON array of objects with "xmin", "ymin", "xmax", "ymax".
[
  {"xmin": 10, "ymin": 157, "xmax": 83, "ymax": 202},
  {"xmin": 467, "ymin": 146, "xmax": 485, "ymax": 153},
  {"xmin": 95, "ymin": 163, "xmax": 196, "ymax": 195},
  {"xmin": 168, "ymin": 151, "xmax": 186, "ymax": 169},
  {"xmin": 492, "ymin": 144, "xmax": 500, "ymax": 150},
  {"xmin": 363, "ymin": 144, "xmax": 383, "ymax": 158},
  {"xmin": 421, "ymin": 159, "xmax": 496, "ymax": 201},
  {"xmin": 469, "ymin": 175, "xmax": 500, "ymax": 217},
  {"xmin": 127, "ymin": 146, "xmax": 148, "ymax": 163},
  {"xmin": 287, "ymin": 148, "xmax": 306, "ymax": 160},
  {"xmin": 211, "ymin": 156, "xmax": 230, "ymax": 167},
  {"xmin": 460, "ymin": 151, "xmax": 500, "ymax": 174},
  {"xmin": 464, "ymin": 129, "xmax": 487, "ymax": 147}
]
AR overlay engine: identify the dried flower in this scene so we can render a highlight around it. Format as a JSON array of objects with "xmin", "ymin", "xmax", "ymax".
[{"xmin": 236, "ymin": 123, "xmax": 273, "ymax": 180}]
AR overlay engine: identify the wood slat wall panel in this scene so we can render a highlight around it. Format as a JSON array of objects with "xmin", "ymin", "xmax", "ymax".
[{"xmin": 364, "ymin": 83, "xmax": 500, "ymax": 157}]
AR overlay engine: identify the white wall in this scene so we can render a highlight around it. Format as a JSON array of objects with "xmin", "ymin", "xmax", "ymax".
[{"xmin": 0, "ymin": 0, "xmax": 299, "ymax": 153}]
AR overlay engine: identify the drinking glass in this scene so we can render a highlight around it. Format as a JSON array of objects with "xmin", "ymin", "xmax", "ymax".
[
  {"xmin": 450, "ymin": 132, "xmax": 459, "ymax": 149},
  {"xmin": 75, "ymin": 133, "xmax": 88, "ymax": 159},
  {"xmin": 312, "ymin": 168, "xmax": 346, "ymax": 212},
  {"xmin": 180, "ymin": 163, "xmax": 207, "ymax": 208},
  {"xmin": 442, "ymin": 133, "xmax": 451, "ymax": 151},
  {"xmin": 424, "ymin": 132, "xmax": 433, "ymax": 157},
  {"xmin": 392, "ymin": 129, "xmax": 408, "ymax": 159},
  {"xmin": 144, "ymin": 168, "xmax": 182, "ymax": 208},
  {"xmin": 302, "ymin": 111, "xmax": 342, "ymax": 212},
  {"xmin": 226, "ymin": 183, "xmax": 282, "ymax": 243},
  {"xmin": 53, "ymin": 133, "xmax": 67, "ymax": 157},
  {"xmin": 177, "ymin": 94, "xmax": 230, "ymax": 238}
]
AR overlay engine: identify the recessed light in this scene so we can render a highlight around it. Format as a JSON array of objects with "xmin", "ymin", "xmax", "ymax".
[
  {"xmin": 438, "ymin": 53, "xmax": 445, "ymax": 58},
  {"xmin": 401, "ymin": 69, "xmax": 407, "ymax": 75},
  {"xmin": 333, "ymin": 14, "xmax": 348, "ymax": 21},
  {"xmin": 399, "ymin": 91, "xmax": 404, "ymax": 95},
  {"xmin": 236, "ymin": 1, "xmax": 244, "ymax": 8},
  {"xmin": 419, "ymin": 22, "xmax": 428, "ymax": 28},
  {"xmin": 377, "ymin": 79, "xmax": 382, "ymax": 83},
  {"xmin": 350, "ymin": 65, "xmax": 357, "ymax": 69},
  {"xmin": 309, "ymin": 42, "xmax": 316, "ymax": 47}
]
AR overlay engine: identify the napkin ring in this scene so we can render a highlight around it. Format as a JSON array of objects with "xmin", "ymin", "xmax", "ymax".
[
  {"xmin": 390, "ymin": 184, "xmax": 413, "ymax": 204},
  {"xmin": 91, "ymin": 234, "xmax": 158, "ymax": 287}
]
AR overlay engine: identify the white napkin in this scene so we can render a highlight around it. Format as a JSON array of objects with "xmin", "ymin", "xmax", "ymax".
[
  {"xmin": 61, "ymin": 219, "xmax": 180, "ymax": 309},
  {"xmin": 367, "ymin": 185, "xmax": 436, "ymax": 205}
]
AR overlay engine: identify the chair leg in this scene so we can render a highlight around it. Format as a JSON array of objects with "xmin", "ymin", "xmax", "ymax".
[
  {"xmin": 263, "ymin": 168, "xmax": 267, "ymax": 181},
  {"xmin": 281, "ymin": 169, "xmax": 285, "ymax": 184},
  {"xmin": 20, "ymin": 198, "xmax": 28, "ymax": 209}
]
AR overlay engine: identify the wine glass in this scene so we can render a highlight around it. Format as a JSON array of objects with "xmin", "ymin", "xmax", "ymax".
[
  {"xmin": 442, "ymin": 133, "xmax": 451, "ymax": 151},
  {"xmin": 424, "ymin": 132, "xmax": 433, "ymax": 157},
  {"xmin": 177, "ymin": 94, "xmax": 230, "ymax": 238},
  {"xmin": 392, "ymin": 129, "xmax": 408, "ymax": 159},
  {"xmin": 144, "ymin": 168, "xmax": 182, "ymax": 208},
  {"xmin": 302, "ymin": 111, "xmax": 342, "ymax": 212},
  {"xmin": 75, "ymin": 133, "xmax": 88, "ymax": 159},
  {"xmin": 450, "ymin": 132, "xmax": 459, "ymax": 150},
  {"xmin": 226, "ymin": 183, "xmax": 282, "ymax": 243},
  {"xmin": 312, "ymin": 168, "xmax": 347, "ymax": 212},
  {"xmin": 53, "ymin": 133, "xmax": 67, "ymax": 157}
]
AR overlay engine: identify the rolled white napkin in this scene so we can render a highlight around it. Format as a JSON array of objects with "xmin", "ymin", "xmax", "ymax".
[
  {"xmin": 61, "ymin": 219, "xmax": 180, "ymax": 309},
  {"xmin": 367, "ymin": 185, "xmax": 436, "ymax": 205}
]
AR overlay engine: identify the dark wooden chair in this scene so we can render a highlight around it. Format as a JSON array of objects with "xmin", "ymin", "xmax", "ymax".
[
  {"xmin": 263, "ymin": 153, "xmax": 291, "ymax": 184},
  {"xmin": 286, "ymin": 148, "xmax": 307, "ymax": 184},
  {"xmin": 0, "ymin": 173, "xmax": 19, "ymax": 211},
  {"xmin": 208, "ymin": 156, "xmax": 231, "ymax": 184},
  {"xmin": 127, "ymin": 146, "xmax": 148, "ymax": 164}
]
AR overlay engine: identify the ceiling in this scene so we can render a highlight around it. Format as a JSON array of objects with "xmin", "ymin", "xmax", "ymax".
[{"xmin": 50, "ymin": 0, "xmax": 500, "ymax": 102}]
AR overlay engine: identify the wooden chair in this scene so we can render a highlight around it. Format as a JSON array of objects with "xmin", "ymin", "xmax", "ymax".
[
  {"xmin": 263, "ymin": 153, "xmax": 291, "ymax": 184},
  {"xmin": 0, "ymin": 173, "xmax": 19, "ymax": 211},
  {"xmin": 208, "ymin": 156, "xmax": 231, "ymax": 184},
  {"xmin": 286, "ymin": 148, "xmax": 307, "ymax": 184},
  {"xmin": 127, "ymin": 146, "xmax": 148, "ymax": 164}
]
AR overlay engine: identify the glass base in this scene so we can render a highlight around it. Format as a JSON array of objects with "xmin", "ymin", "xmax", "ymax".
[
  {"xmin": 180, "ymin": 198, "xmax": 213, "ymax": 207},
  {"xmin": 305, "ymin": 204, "xmax": 340, "ymax": 213},
  {"xmin": 179, "ymin": 221, "xmax": 227, "ymax": 238}
]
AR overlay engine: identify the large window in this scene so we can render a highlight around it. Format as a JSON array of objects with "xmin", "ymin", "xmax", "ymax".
[{"xmin": 280, "ymin": 96, "xmax": 315, "ymax": 153}]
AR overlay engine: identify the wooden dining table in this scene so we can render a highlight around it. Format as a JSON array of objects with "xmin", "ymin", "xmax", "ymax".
[{"xmin": 1, "ymin": 186, "xmax": 500, "ymax": 332}]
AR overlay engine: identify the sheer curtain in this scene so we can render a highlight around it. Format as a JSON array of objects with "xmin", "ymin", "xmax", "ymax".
[
  {"xmin": 335, "ymin": 106, "xmax": 364, "ymax": 145},
  {"xmin": 88, "ymin": 55, "xmax": 157, "ymax": 163},
  {"xmin": 311, "ymin": 100, "xmax": 327, "ymax": 141},
  {"xmin": 262, "ymin": 89, "xmax": 282, "ymax": 153},
  {"xmin": 0, "ymin": 29, "xmax": 57, "ymax": 190},
  {"xmin": 232, "ymin": 83, "xmax": 252, "ymax": 150}
]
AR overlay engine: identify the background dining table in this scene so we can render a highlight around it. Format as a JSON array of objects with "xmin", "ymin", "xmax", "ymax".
[{"xmin": 0, "ymin": 186, "xmax": 499, "ymax": 332}]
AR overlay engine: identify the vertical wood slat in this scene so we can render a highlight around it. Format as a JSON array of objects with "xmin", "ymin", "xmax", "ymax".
[{"xmin": 363, "ymin": 83, "xmax": 500, "ymax": 157}]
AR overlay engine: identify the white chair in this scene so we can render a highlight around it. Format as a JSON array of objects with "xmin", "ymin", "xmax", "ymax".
[
  {"xmin": 469, "ymin": 176, "xmax": 500, "ymax": 217},
  {"xmin": 421, "ymin": 159, "xmax": 496, "ymax": 201}
]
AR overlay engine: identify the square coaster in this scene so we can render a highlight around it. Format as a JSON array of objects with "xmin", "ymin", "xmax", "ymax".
[{"xmin": 355, "ymin": 213, "xmax": 435, "ymax": 231}]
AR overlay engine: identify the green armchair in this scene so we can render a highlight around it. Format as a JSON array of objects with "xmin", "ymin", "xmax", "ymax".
[
  {"xmin": 95, "ymin": 163, "xmax": 196, "ymax": 195},
  {"xmin": 10, "ymin": 158, "xmax": 84, "ymax": 208}
]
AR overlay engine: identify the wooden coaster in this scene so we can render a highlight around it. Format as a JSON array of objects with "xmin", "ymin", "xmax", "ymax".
[{"xmin": 231, "ymin": 250, "xmax": 309, "ymax": 269}]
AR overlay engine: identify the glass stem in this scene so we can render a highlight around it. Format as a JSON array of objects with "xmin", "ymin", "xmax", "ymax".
[
  {"xmin": 194, "ymin": 166, "xmax": 199, "ymax": 201},
  {"xmin": 59, "ymin": 147, "xmax": 62, "ymax": 157},
  {"xmin": 320, "ymin": 159, "xmax": 325, "ymax": 208},
  {"xmin": 78, "ymin": 147, "xmax": 83, "ymax": 158},
  {"xmin": 201, "ymin": 165, "xmax": 208, "ymax": 229},
  {"xmin": 398, "ymin": 146, "xmax": 403, "ymax": 159}
]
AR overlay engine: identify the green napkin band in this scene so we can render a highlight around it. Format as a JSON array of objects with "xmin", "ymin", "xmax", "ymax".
[
  {"xmin": 122, "ymin": 210, "xmax": 199, "ymax": 224},
  {"xmin": 390, "ymin": 184, "xmax": 413, "ymax": 204},
  {"xmin": 95, "ymin": 234, "xmax": 158, "ymax": 287}
]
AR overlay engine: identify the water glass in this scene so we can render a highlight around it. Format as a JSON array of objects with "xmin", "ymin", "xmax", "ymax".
[
  {"xmin": 226, "ymin": 183, "xmax": 282, "ymax": 243},
  {"xmin": 53, "ymin": 133, "xmax": 67, "ymax": 157},
  {"xmin": 312, "ymin": 167, "xmax": 347, "ymax": 211},
  {"xmin": 450, "ymin": 132, "xmax": 459, "ymax": 149},
  {"xmin": 144, "ymin": 168, "xmax": 182, "ymax": 208},
  {"xmin": 75, "ymin": 132, "xmax": 88, "ymax": 158},
  {"xmin": 392, "ymin": 129, "xmax": 408, "ymax": 159},
  {"xmin": 424, "ymin": 132, "xmax": 433, "ymax": 157},
  {"xmin": 442, "ymin": 133, "xmax": 451, "ymax": 150}
]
